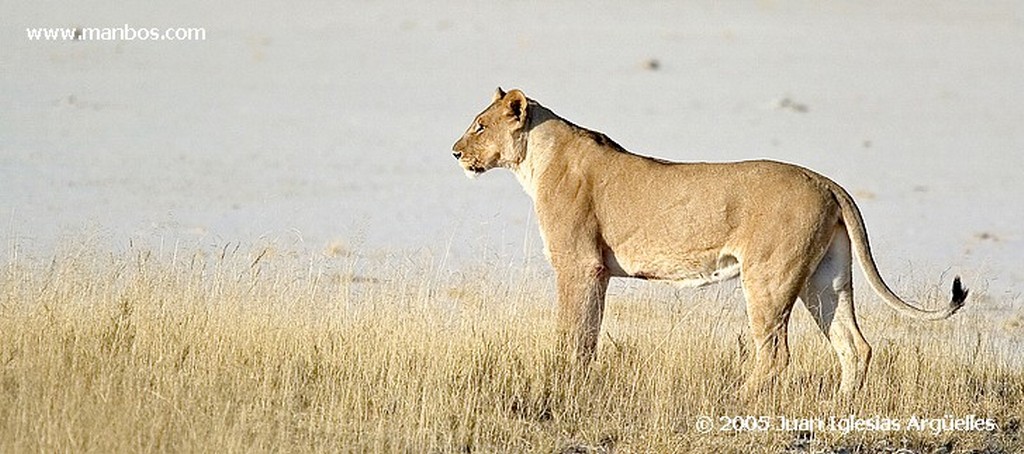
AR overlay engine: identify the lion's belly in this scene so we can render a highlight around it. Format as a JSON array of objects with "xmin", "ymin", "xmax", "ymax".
[{"xmin": 603, "ymin": 248, "xmax": 740, "ymax": 287}]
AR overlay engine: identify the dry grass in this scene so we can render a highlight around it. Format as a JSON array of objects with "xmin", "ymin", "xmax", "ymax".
[{"xmin": 0, "ymin": 242, "xmax": 1021, "ymax": 453}]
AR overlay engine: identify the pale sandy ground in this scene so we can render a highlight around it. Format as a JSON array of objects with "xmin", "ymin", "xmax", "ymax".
[{"xmin": 2, "ymin": 2, "xmax": 1022, "ymax": 311}]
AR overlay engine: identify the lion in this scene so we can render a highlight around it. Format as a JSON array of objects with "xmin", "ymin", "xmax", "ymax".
[{"xmin": 451, "ymin": 87, "xmax": 967, "ymax": 398}]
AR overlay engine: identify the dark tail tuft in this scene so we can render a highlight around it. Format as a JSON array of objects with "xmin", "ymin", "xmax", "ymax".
[{"xmin": 950, "ymin": 276, "xmax": 968, "ymax": 313}]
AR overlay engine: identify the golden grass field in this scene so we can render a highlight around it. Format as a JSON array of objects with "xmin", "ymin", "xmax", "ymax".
[{"xmin": 0, "ymin": 242, "xmax": 1021, "ymax": 453}]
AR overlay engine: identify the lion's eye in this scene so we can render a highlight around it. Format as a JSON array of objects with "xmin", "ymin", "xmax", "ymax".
[{"xmin": 474, "ymin": 123, "xmax": 485, "ymax": 134}]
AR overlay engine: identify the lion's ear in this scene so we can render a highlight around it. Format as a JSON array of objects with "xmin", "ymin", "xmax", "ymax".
[
  {"xmin": 505, "ymin": 89, "xmax": 528, "ymax": 123},
  {"xmin": 492, "ymin": 87, "xmax": 506, "ymax": 103}
]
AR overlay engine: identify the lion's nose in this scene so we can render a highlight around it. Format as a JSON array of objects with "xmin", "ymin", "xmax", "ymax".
[{"xmin": 452, "ymin": 151, "xmax": 462, "ymax": 160}]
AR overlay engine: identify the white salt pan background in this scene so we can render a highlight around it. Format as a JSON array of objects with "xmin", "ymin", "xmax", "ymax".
[{"xmin": 2, "ymin": 2, "xmax": 1022, "ymax": 319}]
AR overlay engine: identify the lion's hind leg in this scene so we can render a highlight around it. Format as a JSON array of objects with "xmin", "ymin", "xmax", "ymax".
[
  {"xmin": 738, "ymin": 265, "xmax": 802, "ymax": 400},
  {"xmin": 799, "ymin": 226, "xmax": 872, "ymax": 398}
]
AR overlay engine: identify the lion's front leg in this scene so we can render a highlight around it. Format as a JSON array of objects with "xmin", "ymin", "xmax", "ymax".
[{"xmin": 554, "ymin": 262, "xmax": 610, "ymax": 363}]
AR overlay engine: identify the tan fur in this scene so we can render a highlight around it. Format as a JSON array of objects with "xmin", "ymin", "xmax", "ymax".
[{"xmin": 451, "ymin": 88, "xmax": 967, "ymax": 399}]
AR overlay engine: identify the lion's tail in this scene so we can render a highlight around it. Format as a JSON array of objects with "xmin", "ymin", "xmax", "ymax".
[{"xmin": 823, "ymin": 175, "xmax": 967, "ymax": 321}]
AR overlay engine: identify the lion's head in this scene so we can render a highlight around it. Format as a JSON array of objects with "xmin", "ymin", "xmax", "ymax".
[{"xmin": 451, "ymin": 87, "xmax": 529, "ymax": 178}]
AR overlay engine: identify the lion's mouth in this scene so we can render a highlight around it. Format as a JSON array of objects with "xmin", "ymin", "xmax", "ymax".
[{"xmin": 462, "ymin": 163, "xmax": 485, "ymax": 179}]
